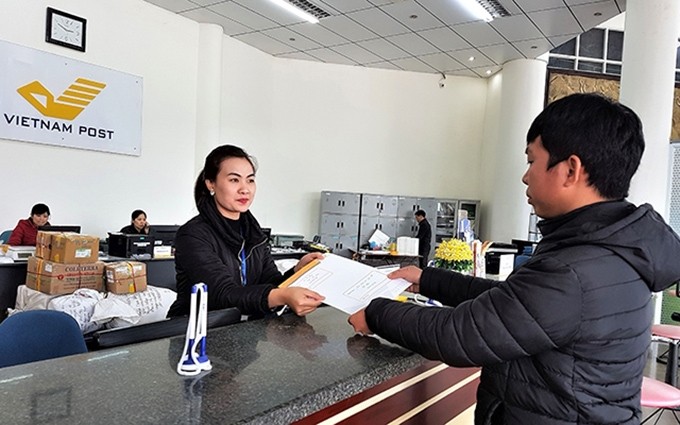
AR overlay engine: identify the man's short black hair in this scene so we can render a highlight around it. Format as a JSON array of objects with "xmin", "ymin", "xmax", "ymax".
[
  {"xmin": 415, "ymin": 210, "xmax": 426, "ymax": 217},
  {"xmin": 31, "ymin": 203, "xmax": 50, "ymax": 216},
  {"xmin": 526, "ymin": 93, "xmax": 644, "ymax": 200}
]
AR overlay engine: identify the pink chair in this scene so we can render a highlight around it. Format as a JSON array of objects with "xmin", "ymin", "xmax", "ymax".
[
  {"xmin": 652, "ymin": 324, "xmax": 680, "ymax": 386},
  {"xmin": 641, "ymin": 376, "xmax": 680, "ymax": 424}
]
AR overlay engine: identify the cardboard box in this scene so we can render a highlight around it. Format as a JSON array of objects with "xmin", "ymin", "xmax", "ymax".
[
  {"xmin": 105, "ymin": 261, "xmax": 147, "ymax": 294},
  {"xmin": 26, "ymin": 256, "xmax": 104, "ymax": 295},
  {"xmin": 50, "ymin": 233, "xmax": 99, "ymax": 264},
  {"xmin": 35, "ymin": 231, "xmax": 58, "ymax": 259}
]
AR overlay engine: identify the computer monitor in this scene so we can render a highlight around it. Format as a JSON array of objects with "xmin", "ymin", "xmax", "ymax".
[
  {"xmin": 149, "ymin": 225, "xmax": 180, "ymax": 247},
  {"xmin": 39, "ymin": 225, "xmax": 81, "ymax": 233},
  {"xmin": 262, "ymin": 227, "xmax": 272, "ymax": 244}
]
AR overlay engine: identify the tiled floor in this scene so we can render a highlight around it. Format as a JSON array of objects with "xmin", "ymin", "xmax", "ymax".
[{"xmin": 643, "ymin": 344, "xmax": 680, "ymax": 425}]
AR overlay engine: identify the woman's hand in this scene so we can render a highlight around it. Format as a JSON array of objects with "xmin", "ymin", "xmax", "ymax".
[
  {"xmin": 294, "ymin": 252, "xmax": 324, "ymax": 273},
  {"xmin": 388, "ymin": 266, "xmax": 422, "ymax": 293},
  {"xmin": 285, "ymin": 287, "xmax": 325, "ymax": 316},
  {"xmin": 269, "ymin": 287, "xmax": 325, "ymax": 316}
]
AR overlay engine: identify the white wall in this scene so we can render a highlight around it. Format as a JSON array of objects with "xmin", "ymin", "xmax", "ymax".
[
  {"xmin": 0, "ymin": 0, "xmax": 200, "ymax": 238},
  {"xmin": 1, "ymin": 0, "xmax": 489, "ymax": 242},
  {"xmin": 220, "ymin": 36, "xmax": 488, "ymax": 237}
]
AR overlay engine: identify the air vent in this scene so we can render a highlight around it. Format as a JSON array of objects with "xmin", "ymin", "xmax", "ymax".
[
  {"xmin": 477, "ymin": 0, "xmax": 510, "ymax": 19},
  {"xmin": 287, "ymin": 0, "xmax": 331, "ymax": 20}
]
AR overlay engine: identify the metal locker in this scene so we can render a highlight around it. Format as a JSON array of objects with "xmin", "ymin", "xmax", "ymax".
[
  {"xmin": 319, "ymin": 234, "xmax": 358, "ymax": 258},
  {"xmin": 397, "ymin": 196, "xmax": 437, "ymax": 220},
  {"xmin": 396, "ymin": 217, "xmax": 417, "ymax": 237},
  {"xmin": 319, "ymin": 214, "xmax": 359, "ymax": 236},
  {"xmin": 320, "ymin": 191, "xmax": 361, "ymax": 215},
  {"xmin": 361, "ymin": 194, "xmax": 399, "ymax": 217},
  {"xmin": 359, "ymin": 216, "xmax": 397, "ymax": 246}
]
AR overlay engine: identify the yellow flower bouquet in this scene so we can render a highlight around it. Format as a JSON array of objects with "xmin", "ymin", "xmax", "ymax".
[{"xmin": 433, "ymin": 238, "xmax": 473, "ymax": 273}]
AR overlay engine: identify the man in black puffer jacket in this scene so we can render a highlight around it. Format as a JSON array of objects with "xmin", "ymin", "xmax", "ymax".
[{"xmin": 349, "ymin": 93, "xmax": 680, "ymax": 425}]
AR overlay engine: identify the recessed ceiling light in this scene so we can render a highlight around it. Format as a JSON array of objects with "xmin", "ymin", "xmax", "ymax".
[
  {"xmin": 289, "ymin": 37, "xmax": 296, "ymax": 41},
  {"xmin": 485, "ymin": 69, "xmax": 492, "ymax": 75},
  {"xmin": 594, "ymin": 12, "xmax": 602, "ymax": 16},
  {"xmin": 468, "ymin": 56, "xmax": 475, "ymax": 61},
  {"xmin": 409, "ymin": 14, "xmax": 418, "ymax": 19},
  {"xmin": 530, "ymin": 45, "xmax": 538, "ymax": 49},
  {"xmin": 268, "ymin": 0, "xmax": 321, "ymax": 24}
]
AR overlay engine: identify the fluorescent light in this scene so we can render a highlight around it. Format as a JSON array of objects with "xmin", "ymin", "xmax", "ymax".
[
  {"xmin": 268, "ymin": 0, "xmax": 319, "ymax": 24},
  {"xmin": 458, "ymin": 0, "xmax": 493, "ymax": 22}
]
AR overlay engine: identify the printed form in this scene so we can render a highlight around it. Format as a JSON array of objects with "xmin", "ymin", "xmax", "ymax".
[{"xmin": 285, "ymin": 254, "xmax": 411, "ymax": 314}]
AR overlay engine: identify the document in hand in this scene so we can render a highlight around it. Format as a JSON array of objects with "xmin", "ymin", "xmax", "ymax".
[{"xmin": 279, "ymin": 254, "xmax": 411, "ymax": 314}]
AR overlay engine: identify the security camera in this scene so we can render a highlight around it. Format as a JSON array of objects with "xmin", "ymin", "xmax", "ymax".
[{"xmin": 438, "ymin": 73, "xmax": 446, "ymax": 89}]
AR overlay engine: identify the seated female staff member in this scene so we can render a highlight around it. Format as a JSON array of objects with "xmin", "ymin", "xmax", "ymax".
[
  {"xmin": 167, "ymin": 145, "xmax": 324, "ymax": 318},
  {"xmin": 120, "ymin": 209, "xmax": 149, "ymax": 235},
  {"xmin": 8, "ymin": 203, "xmax": 50, "ymax": 246}
]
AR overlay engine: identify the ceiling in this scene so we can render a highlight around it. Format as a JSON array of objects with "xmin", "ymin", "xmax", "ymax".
[{"xmin": 144, "ymin": 0, "xmax": 626, "ymax": 78}]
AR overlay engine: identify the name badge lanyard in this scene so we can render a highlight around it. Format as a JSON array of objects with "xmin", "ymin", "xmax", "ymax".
[{"xmin": 240, "ymin": 242, "xmax": 247, "ymax": 287}]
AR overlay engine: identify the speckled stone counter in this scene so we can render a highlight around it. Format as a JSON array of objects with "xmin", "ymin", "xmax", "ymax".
[{"xmin": 0, "ymin": 306, "xmax": 426, "ymax": 424}]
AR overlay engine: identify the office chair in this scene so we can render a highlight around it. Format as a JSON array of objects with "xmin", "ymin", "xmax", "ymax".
[
  {"xmin": 0, "ymin": 310, "xmax": 87, "ymax": 368},
  {"xmin": 641, "ymin": 376, "xmax": 680, "ymax": 424},
  {"xmin": 0, "ymin": 230, "xmax": 12, "ymax": 244},
  {"xmin": 654, "ymin": 281, "xmax": 680, "ymax": 385}
]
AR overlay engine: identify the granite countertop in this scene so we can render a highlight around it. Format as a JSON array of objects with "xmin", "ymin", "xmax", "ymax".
[{"xmin": 0, "ymin": 306, "xmax": 424, "ymax": 424}]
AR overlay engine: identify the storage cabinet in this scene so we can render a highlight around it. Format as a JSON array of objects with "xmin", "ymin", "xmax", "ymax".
[
  {"xmin": 436, "ymin": 200, "xmax": 458, "ymax": 243},
  {"xmin": 361, "ymin": 194, "xmax": 399, "ymax": 217},
  {"xmin": 457, "ymin": 200, "xmax": 481, "ymax": 239},
  {"xmin": 359, "ymin": 216, "xmax": 397, "ymax": 247},
  {"xmin": 319, "ymin": 191, "xmax": 480, "ymax": 259},
  {"xmin": 319, "ymin": 191, "xmax": 361, "ymax": 257},
  {"xmin": 397, "ymin": 196, "xmax": 437, "ymax": 262}
]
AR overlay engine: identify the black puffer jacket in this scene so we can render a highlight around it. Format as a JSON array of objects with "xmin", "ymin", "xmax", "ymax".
[
  {"xmin": 366, "ymin": 201, "xmax": 680, "ymax": 425},
  {"xmin": 167, "ymin": 199, "xmax": 292, "ymax": 317}
]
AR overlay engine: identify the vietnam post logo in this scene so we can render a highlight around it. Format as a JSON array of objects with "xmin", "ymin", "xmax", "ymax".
[{"xmin": 16, "ymin": 78, "xmax": 106, "ymax": 120}]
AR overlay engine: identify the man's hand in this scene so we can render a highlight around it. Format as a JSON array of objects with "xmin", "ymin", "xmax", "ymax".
[
  {"xmin": 294, "ymin": 252, "xmax": 324, "ymax": 272},
  {"xmin": 348, "ymin": 309, "xmax": 373, "ymax": 335},
  {"xmin": 388, "ymin": 266, "xmax": 422, "ymax": 293}
]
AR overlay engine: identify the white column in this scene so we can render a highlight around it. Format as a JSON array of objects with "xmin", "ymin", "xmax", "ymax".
[
  {"xmin": 194, "ymin": 24, "xmax": 224, "ymax": 176},
  {"xmin": 481, "ymin": 58, "xmax": 547, "ymax": 242},
  {"xmin": 618, "ymin": 0, "xmax": 680, "ymax": 325},
  {"xmin": 619, "ymin": 0, "xmax": 680, "ymax": 217}
]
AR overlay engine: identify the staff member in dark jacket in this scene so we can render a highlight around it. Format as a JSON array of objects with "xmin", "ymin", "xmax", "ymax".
[
  {"xmin": 120, "ymin": 209, "xmax": 150, "ymax": 235},
  {"xmin": 349, "ymin": 93, "xmax": 680, "ymax": 425},
  {"xmin": 168, "ymin": 145, "xmax": 324, "ymax": 318},
  {"xmin": 414, "ymin": 209, "xmax": 431, "ymax": 268}
]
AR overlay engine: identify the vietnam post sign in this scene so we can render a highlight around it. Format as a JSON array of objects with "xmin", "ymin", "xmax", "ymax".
[{"xmin": 0, "ymin": 39, "xmax": 142, "ymax": 156}]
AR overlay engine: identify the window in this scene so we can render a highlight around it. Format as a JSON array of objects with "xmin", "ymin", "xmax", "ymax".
[{"xmin": 549, "ymin": 28, "xmax": 680, "ymax": 83}]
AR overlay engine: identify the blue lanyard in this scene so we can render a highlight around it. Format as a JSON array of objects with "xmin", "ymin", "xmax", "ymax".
[{"xmin": 239, "ymin": 246, "xmax": 247, "ymax": 286}]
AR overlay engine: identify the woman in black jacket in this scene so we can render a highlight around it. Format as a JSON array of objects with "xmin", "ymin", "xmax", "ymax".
[{"xmin": 167, "ymin": 145, "xmax": 324, "ymax": 318}]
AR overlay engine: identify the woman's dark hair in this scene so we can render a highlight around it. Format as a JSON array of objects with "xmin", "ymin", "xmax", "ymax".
[
  {"xmin": 131, "ymin": 209, "xmax": 146, "ymax": 221},
  {"xmin": 526, "ymin": 93, "xmax": 644, "ymax": 200},
  {"xmin": 194, "ymin": 145, "xmax": 257, "ymax": 207},
  {"xmin": 30, "ymin": 203, "xmax": 50, "ymax": 216}
]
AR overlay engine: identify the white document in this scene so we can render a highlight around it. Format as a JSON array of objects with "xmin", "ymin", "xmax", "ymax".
[
  {"xmin": 368, "ymin": 229, "xmax": 390, "ymax": 247},
  {"xmin": 288, "ymin": 254, "xmax": 411, "ymax": 314}
]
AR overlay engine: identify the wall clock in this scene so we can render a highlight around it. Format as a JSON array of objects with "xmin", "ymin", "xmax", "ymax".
[{"xmin": 45, "ymin": 7, "xmax": 86, "ymax": 52}]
